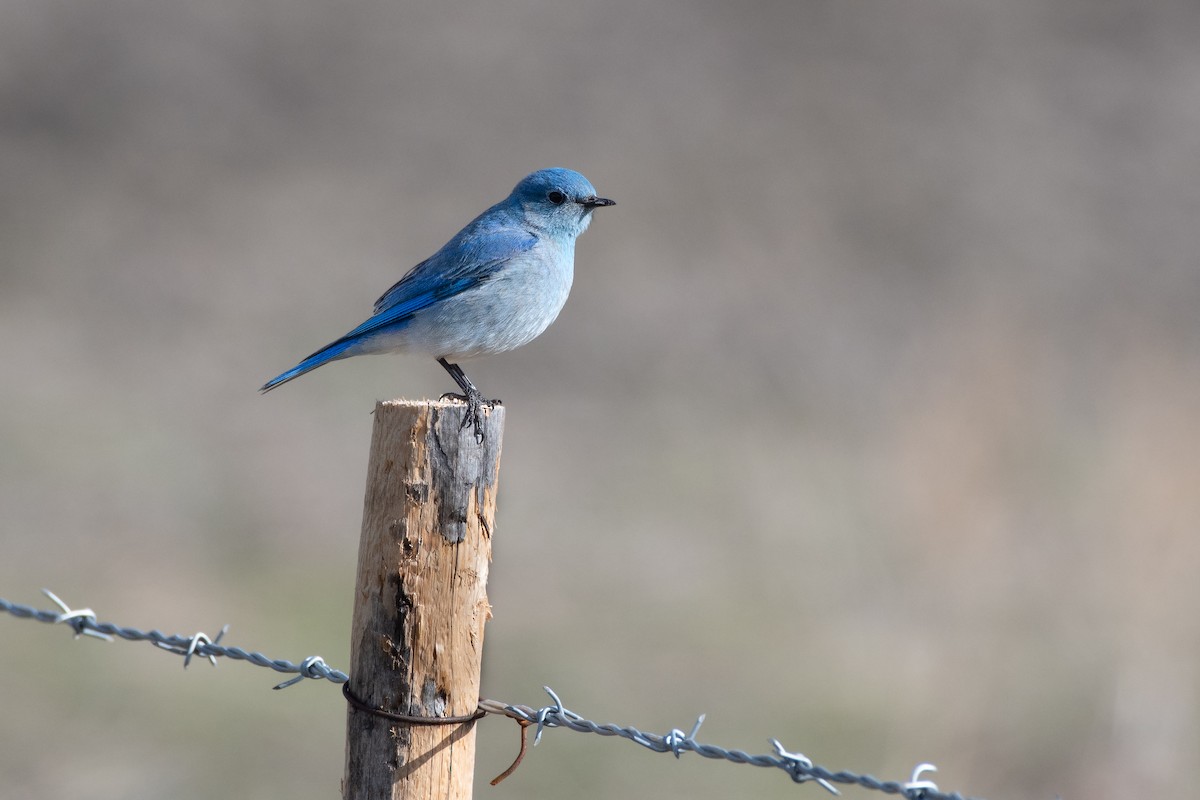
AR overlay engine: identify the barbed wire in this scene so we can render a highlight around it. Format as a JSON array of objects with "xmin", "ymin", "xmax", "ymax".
[
  {"xmin": 2, "ymin": 590, "xmax": 983, "ymax": 799},
  {"xmin": 477, "ymin": 690, "xmax": 975, "ymax": 799},
  {"xmin": 0, "ymin": 589, "xmax": 347, "ymax": 688}
]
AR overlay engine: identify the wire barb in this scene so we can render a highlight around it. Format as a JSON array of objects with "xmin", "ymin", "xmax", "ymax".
[
  {"xmin": 275, "ymin": 655, "xmax": 336, "ymax": 690},
  {"xmin": 533, "ymin": 685, "xmax": 566, "ymax": 745},
  {"xmin": 770, "ymin": 739, "xmax": 840, "ymax": 795},
  {"xmin": 662, "ymin": 714, "xmax": 705, "ymax": 759},
  {"xmin": 905, "ymin": 763, "xmax": 941, "ymax": 798},
  {"xmin": 153, "ymin": 623, "xmax": 229, "ymax": 669},
  {"xmin": 43, "ymin": 589, "xmax": 112, "ymax": 641}
]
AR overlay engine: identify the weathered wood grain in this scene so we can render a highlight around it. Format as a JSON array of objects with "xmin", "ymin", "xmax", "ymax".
[{"xmin": 344, "ymin": 399, "xmax": 504, "ymax": 800}]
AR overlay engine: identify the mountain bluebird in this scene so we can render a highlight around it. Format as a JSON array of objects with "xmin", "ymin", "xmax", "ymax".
[{"xmin": 260, "ymin": 168, "xmax": 614, "ymax": 441}]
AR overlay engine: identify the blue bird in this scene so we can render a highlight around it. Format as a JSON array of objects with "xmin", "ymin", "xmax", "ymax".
[{"xmin": 261, "ymin": 168, "xmax": 614, "ymax": 440}]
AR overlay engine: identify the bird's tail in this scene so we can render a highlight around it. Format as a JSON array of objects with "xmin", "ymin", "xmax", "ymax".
[{"xmin": 259, "ymin": 338, "xmax": 361, "ymax": 393}]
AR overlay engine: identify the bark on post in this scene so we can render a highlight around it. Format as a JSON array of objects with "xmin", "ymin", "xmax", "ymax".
[{"xmin": 344, "ymin": 399, "xmax": 503, "ymax": 800}]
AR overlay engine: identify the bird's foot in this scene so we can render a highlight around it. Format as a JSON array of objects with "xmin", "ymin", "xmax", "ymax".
[{"xmin": 440, "ymin": 391, "xmax": 501, "ymax": 443}]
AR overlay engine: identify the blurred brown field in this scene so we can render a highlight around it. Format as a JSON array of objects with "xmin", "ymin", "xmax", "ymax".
[{"xmin": 2, "ymin": 2, "xmax": 1198, "ymax": 798}]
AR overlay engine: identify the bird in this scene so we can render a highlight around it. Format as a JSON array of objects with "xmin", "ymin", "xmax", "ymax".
[{"xmin": 260, "ymin": 168, "xmax": 614, "ymax": 441}]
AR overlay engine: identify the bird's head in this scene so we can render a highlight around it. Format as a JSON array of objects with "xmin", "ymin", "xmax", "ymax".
[{"xmin": 508, "ymin": 168, "xmax": 615, "ymax": 237}]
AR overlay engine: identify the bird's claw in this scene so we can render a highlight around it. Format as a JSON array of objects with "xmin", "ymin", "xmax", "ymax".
[{"xmin": 440, "ymin": 391, "xmax": 500, "ymax": 443}]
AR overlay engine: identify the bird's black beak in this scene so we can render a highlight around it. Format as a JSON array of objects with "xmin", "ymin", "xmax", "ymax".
[{"xmin": 581, "ymin": 196, "xmax": 615, "ymax": 209}]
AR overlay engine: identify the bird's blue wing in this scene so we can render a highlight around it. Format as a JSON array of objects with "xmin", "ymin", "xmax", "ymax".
[
  {"xmin": 356, "ymin": 227, "xmax": 538, "ymax": 337},
  {"xmin": 372, "ymin": 225, "xmax": 535, "ymax": 311},
  {"xmin": 259, "ymin": 227, "xmax": 536, "ymax": 392}
]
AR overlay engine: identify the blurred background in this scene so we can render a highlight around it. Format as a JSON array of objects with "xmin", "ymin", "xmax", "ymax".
[{"xmin": 2, "ymin": 1, "xmax": 1198, "ymax": 798}]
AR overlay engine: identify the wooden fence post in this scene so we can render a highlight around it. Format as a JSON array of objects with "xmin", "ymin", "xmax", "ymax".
[{"xmin": 344, "ymin": 399, "xmax": 504, "ymax": 800}]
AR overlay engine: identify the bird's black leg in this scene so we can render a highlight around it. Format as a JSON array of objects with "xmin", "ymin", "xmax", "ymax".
[{"xmin": 437, "ymin": 358, "xmax": 499, "ymax": 443}]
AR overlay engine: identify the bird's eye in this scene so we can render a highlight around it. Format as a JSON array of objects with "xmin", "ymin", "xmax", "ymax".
[{"xmin": 547, "ymin": 190, "xmax": 566, "ymax": 205}]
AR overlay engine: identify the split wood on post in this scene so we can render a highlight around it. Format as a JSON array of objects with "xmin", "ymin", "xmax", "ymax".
[{"xmin": 344, "ymin": 399, "xmax": 504, "ymax": 800}]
